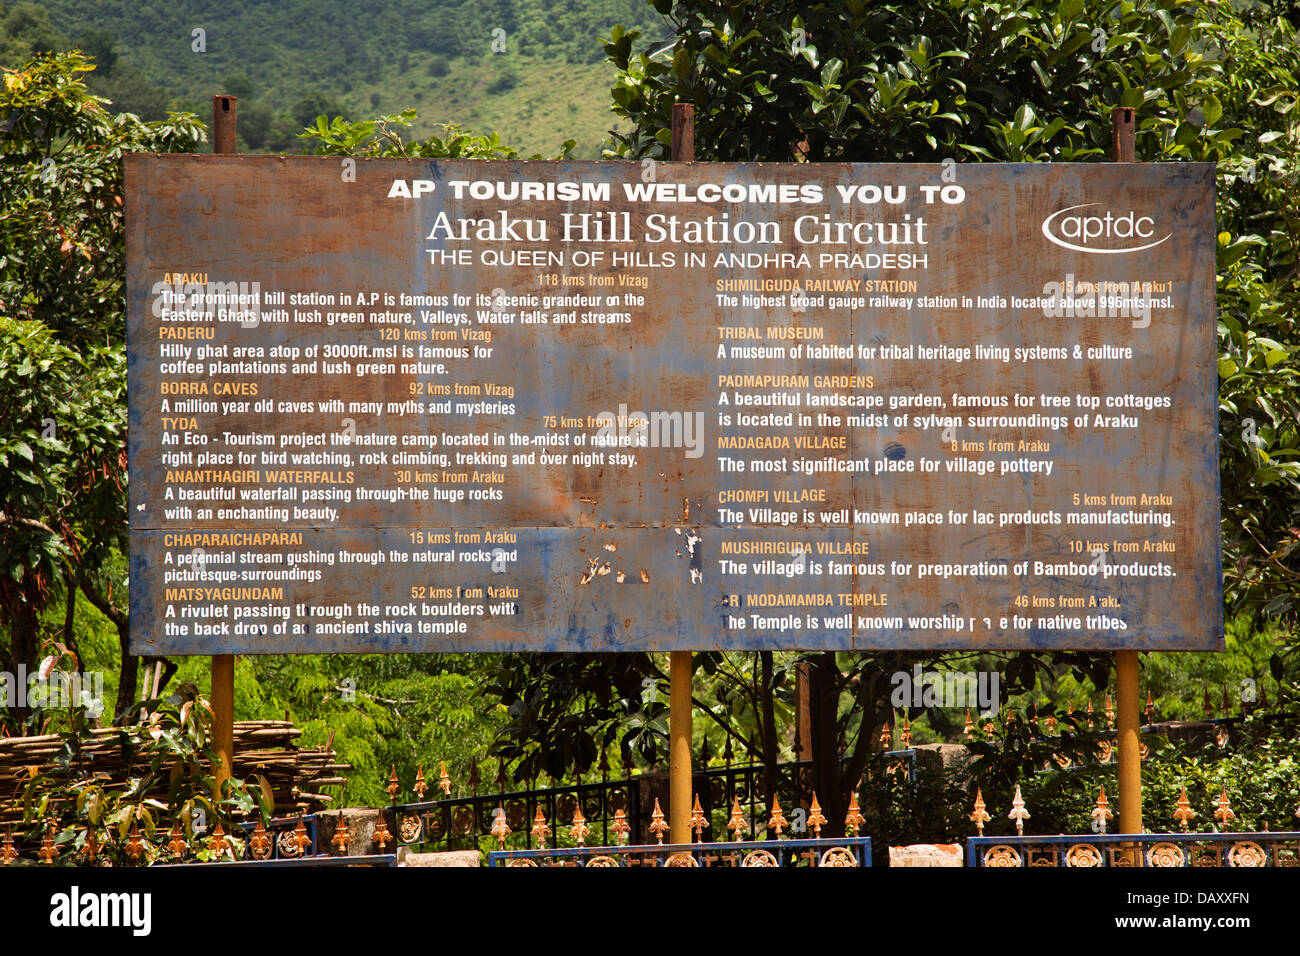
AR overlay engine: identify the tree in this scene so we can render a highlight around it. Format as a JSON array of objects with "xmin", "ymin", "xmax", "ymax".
[
  {"xmin": 221, "ymin": 73, "xmax": 254, "ymax": 101},
  {"xmin": 0, "ymin": 3, "xmax": 65, "ymax": 58},
  {"xmin": 291, "ymin": 89, "xmax": 343, "ymax": 130},
  {"xmin": 479, "ymin": 0, "xmax": 1300, "ymax": 831},
  {"xmin": 75, "ymin": 30, "xmax": 117, "ymax": 75},
  {"xmin": 0, "ymin": 51, "xmax": 205, "ymax": 725},
  {"xmin": 238, "ymin": 100, "xmax": 273, "ymax": 150}
]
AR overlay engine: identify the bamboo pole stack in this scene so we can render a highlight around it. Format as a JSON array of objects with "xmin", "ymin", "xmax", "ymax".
[{"xmin": 0, "ymin": 720, "xmax": 348, "ymax": 823}]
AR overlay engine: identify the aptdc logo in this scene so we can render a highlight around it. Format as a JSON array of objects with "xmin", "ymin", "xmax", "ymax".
[{"xmin": 1041, "ymin": 202, "xmax": 1170, "ymax": 254}]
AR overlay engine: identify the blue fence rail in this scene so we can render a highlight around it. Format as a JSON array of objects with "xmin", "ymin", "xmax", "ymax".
[
  {"xmin": 168, "ymin": 853, "xmax": 398, "ymax": 868},
  {"xmin": 488, "ymin": 836, "xmax": 872, "ymax": 867},
  {"xmin": 967, "ymin": 832, "xmax": 1300, "ymax": 868}
]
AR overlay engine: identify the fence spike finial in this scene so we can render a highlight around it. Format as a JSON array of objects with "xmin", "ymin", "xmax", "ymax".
[
  {"xmin": 611, "ymin": 808, "xmax": 630, "ymax": 846},
  {"xmin": 1009, "ymin": 784, "xmax": 1030, "ymax": 836},
  {"xmin": 970, "ymin": 788, "xmax": 991, "ymax": 836},
  {"xmin": 208, "ymin": 820, "xmax": 229, "ymax": 858},
  {"xmin": 80, "ymin": 826, "xmax": 99, "ymax": 865},
  {"xmin": 1214, "ymin": 788, "xmax": 1236, "ymax": 828},
  {"xmin": 845, "ymin": 793, "xmax": 866, "ymax": 837},
  {"xmin": 490, "ymin": 806, "xmax": 511, "ymax": 849},
  {"xmin": 38, "ymin": 821, "xmax": 58, "ymax": 865},
  {"xmin": 569, "ymin": 805, "xmax": 590, "ymax": 846},
  {"xmin": 1092, "ymin": 786, "xmax": 1113, "ymax": 835},
  {"xmin": 125, "ymin": 818, "xmax": 145, "ymax": 863},
  {"xmin": 768, "ymin": 795, "xmax": 788, "ymax": 839},
  {"xmin": 249, "ymin": 816, "xmax": 271, "ymax": 858},
  {"xmin": 531, "ymin": 805, "xmax": 552, "ymax": 844},
  {"xmin": 292, "ymin": 814, "xmax": 311, "ymax": 856},
  {"xmin": 331, "ymin": 811, "xmax": 351, "ymax": 854},
  {"xmin": 82, "ymin": 832, "xmax": 101, "ymax": 868},
  {"xmin": 1174, "ymin": 786, "xmax": 1195, "ymax": 832},
  {"xmin": 372, "ymin": 810, "xmax": 393, "ymax": 852},
  {"xmin": 438, "ymin": 761, "xmax": 452, "ymax": 797},
  {"xmin": 386, "ymin": 764, "xmax": 401, "ymax": 803},
  {"xmin": 649, "ymin": 798, "xmax": 668, "ymax": 844},
  {"xmin": 727, "ymin": 796, "xmax": 749, "ymax": 840},
  {"xmin": 167, "ymin": 818, "xmax": 187, "ymax": 860},
  {"xmin": 808, "ymin": 792, "xmax": 827, "ymax": 838},
  {"xmin": 690, "ymin": 794, "xmax": 707, "ymax": 842},
  {"xmin": 413, "ymin": 763, "xmax": 428, "ymax": 801}
]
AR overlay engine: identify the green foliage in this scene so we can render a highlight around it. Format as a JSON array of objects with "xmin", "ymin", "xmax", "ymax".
[
  {"xmin": 0, "ymin": 55, "xmax": 529, "ymax": 806},
  {"xmin": 291, "ymin": 89, "xmax": 342, "ymax": 130},
  {"xmin": 298, "ymin": 106, "xmax": 574, "ymax": 159},
  {"xmin": 487, "ymin": 64, "xmax": 519, "ymax": 95},
  {"xmin": 854, "ymin": 751, "xmax": 972, "ymax": 849},
  {"xmin": 0, "ymin": 52, "xmax": 204, "ymax": 713},
  {"xmin": 488, "ymin": 653, "xmax": 667, "ymax": 781},
  {"xmin": 0, "ymin": 51, "xmax": 205, "ymax": 346},
  {"xmin": 0, "ymin": 318, "xmax": 123, "ymax": 623},
  {"xmin": 962, "ymin": 690, "xmax": 1300, "ymax": 837},
  {"xmin": 12, "ymin": 0, "xmax": 671, "ymax": 157},
  {"xmin": 605, "ymin": 1, "xmax": 1280, "ymax": 163},
  {"xmin": 13, "ymin": 647, "xmax": 271, "ymax": 865},
  {"xmin": 0, "ymin": 3, "xmax": 65, "ymax": 60},
  {"xmin": 221, "ymin": 72, "xmax": 253, "ymax": 100},
  {"xmin": 237, "ymin": 99, "xmax": 272, "ymax": 149},
  {"xmin": 182, "ymin": 653, "xmax": 506, "ymax": 808}
]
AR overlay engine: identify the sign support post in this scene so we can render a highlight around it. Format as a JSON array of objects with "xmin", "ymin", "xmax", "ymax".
[
  {"xmin": 668, "ymin": 102, "xmax": 695, "ymax": 844},
  {"xmin": 210, "ymin": 94, "xmax": 238, "ymax": 791},
  {"xmin": 1110, "ymin": 105, "xmax": 1143, "ymax": 837}
]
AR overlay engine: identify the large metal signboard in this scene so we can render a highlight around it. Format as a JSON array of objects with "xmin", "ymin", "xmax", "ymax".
[{"xmin": 125, "ymin": 157, "xmax": 1220, "ymax": 654}]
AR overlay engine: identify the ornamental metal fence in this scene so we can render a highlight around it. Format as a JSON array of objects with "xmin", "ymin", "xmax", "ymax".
[
  {"xmin": 968, "ymin": 832, "xmax": 1300, "ymax": 868},
  {"xmin": 488, "ymin": 837, "xmax": 872, "ymax": 868},
  {"xmin": 387, "ymin": 751, "xmax": 915, "ymax": 853}
]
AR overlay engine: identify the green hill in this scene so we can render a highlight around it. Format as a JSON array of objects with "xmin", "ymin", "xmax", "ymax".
[{"xmin": 2, "ymin": 0, "xmax": 672, "ymax": 156}]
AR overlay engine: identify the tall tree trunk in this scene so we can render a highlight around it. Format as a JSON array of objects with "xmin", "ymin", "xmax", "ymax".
[
  {"xmin": 808, "ymin": 651, "xmax": 845, "ymax": 836},
  {"xmin": 759, "ymin": 651, "xmax": 778, "ymax": 800},
  {"xmin": 60, "ymin": 572, "xmax": 81, "ymax": 664},
  {"xmin": 841, "ymin": 665, "xmax": 889, "ymax": 800},
  {"xmin": 7, "ymin": 604, "xmax": 41, "ymax": 727},
  {"xmin": 79, "ymin": 579, "xmax": 133, "ymax": 721}
]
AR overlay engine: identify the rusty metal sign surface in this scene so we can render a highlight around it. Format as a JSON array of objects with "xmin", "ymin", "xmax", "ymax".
[{"xmin": 125, "ymin": 156, "xmax": 1221, "ymax": 654}]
